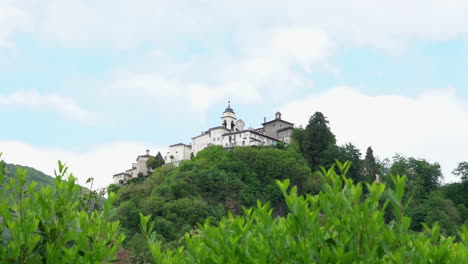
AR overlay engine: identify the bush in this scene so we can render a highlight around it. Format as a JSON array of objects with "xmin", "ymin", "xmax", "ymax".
[
  {"xmin": 0, "ymin": 159, "xmax": 124, "ymax": 263},
  {"xmin": 141, "ymin": 162, "xmax": 468, "ymax": 263}
]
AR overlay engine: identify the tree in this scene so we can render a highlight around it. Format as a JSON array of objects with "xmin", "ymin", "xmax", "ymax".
[
  {"xmin": 141, "ymin": 164, "xmax": 468, "ymax": 263},
  {"xmin": 115, "ymin": 145, "xmax": 311, "ymax": 252},
  {"xmin": 389, "ymin": 155, "xmax": 442, "ymax": 201},
  {"xmin": 290, "ymin": 128, "xmax": 305, "ymax": 154},
  {"xmin": 147, "ymin": 152, "xmax": 165, "ymax": 170},
  {"xmin": 302, "ymin": 112, "xmax": 336, "ymax": 170},
  {"xmin": 362, "ymin": 146, "xmax": 379, "ymax": 182},
  {"xmin": 320, "ymin": 143, "xmax": 362, "ymax": 182},
  {"xmin": 453, "ymin": 161, "xmax": 468, "ymax": 182},
  {"xmin": 107, "ymin": 183, "xmax": 121, "ymax": 194}
]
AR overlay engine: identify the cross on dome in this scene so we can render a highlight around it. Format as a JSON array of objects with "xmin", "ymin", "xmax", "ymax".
[{"xmin": 224, "ymin": 100, "xmax": 235, "ymax": 114}]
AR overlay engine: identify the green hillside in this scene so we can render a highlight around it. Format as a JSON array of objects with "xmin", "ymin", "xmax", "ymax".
[{"xmin": 3, "ymin": 163, "xmax": 55, "ymax": 187}]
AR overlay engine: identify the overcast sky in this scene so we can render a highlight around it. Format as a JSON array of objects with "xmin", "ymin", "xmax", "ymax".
[{"xmin": 1, "ymin": 0, "xmax": 467, "ymax": 189}]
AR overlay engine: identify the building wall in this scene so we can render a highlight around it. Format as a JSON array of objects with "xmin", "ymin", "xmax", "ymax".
[
  {"xmin": 221, "ymin": 131, "xmax": 278, "ymax": 148},
  {"xmin": 136, "ymin": 156, "xmax": 150, "ymax": 176},
  {"xmin": 221, "ymin": 131, "xmax": 249, "ymax": 147},
  {"xmin": 165, "ymin": 144, "xmax": 192, "ymax": 163},
  {"xmin": 113, "ymin": 173, "xmax": 132, "ymax": 185},
  {"xmin": 192, "ymin": 127, "xmax": 229, "ymax": 155},
  {"xmin": 263, "ymin": 120, "xmax": 293, "ymax": 140},
  {"xmin": 126, "ymin": 168, "xmax": 136, "ymax": 178},
  {"xmin": 277, "ymin": 128, "xmax": 293, "ymax": 144}
]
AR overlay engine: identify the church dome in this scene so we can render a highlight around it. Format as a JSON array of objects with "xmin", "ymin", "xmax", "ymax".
[{"xmin": 223, "ymin": 101, "xmax": 235, "ymax": 114}]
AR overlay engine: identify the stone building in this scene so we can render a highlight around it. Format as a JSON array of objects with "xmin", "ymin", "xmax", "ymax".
[
  {"xmin": 112, "ymin": 149, "xmax": 153, "ymax": 185},
  {"xmin": 261, "ymin": 111, "xmax": 294, "ymax": 144}
]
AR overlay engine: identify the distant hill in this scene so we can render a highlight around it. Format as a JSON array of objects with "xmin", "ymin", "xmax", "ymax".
[{"xmin": 3, "ymin": 163, "xmax": 55, "ymax": 187}]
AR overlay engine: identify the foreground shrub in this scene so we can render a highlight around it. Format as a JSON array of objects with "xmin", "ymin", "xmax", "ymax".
[
  {"xmin": 141, "ymin": 162, "xmax": 468, "ymax": 263},
  {"xmin": 0, "ymin": 159, "xmax": 124, "ymax": 263}
]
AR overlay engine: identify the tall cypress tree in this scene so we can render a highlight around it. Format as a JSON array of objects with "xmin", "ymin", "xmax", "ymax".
[
  {"xmin": 302, "ymin": 112, "xmax": 336, "ymax": 169},
  {"xmin": 362, "ymin": 146, "xmax": 378, "ymax": 182}
]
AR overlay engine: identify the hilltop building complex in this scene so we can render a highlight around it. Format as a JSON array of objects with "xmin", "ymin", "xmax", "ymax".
[
  {"xmin": 113, "ymin": 102, "xmax": 294, "ymax": 185},
  {"xmin": 165, "ymin": 102, "xmax": 294, "ymax": 164},
  {"xmin": 112, "ymin": 150, "xmax": 152, "ymax": 185}
]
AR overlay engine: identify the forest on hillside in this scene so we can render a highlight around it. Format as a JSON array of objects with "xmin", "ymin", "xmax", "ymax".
[
  {"xmin": 109, "ymin": 112, "xmax": 467, "ymax": 262},
  {"xmin": 1, "ymin": 112, "xmax": 467, "ymax": 263}
]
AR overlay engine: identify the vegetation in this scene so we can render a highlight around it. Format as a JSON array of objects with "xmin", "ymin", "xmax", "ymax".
[
  {"xmin": 302, "ymin": 112, "xmax": 336, "ymax": 170},
  {"xmin": 1, "ymin": 111, "xmax": 467, "ymax": 263},
  {"xmin": 0, "ymin": 156, "xmax": 124, "ymax": 263},
  {"xmin": 113, "ymin": 146, "xmax": 313, "ymax": 256},
  {"xmin": 141, "ymin": 163, "xmax": 468, "ymax": 263},
  {"xmin": 147, "ymin": 152, "xmax": 165, "ymax": 170},
  {"xmin": 3, "ymin": 163, "xmax": 55, "ymax": 188}
]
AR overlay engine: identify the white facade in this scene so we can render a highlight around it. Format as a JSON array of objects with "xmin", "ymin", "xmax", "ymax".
[
  {"xmin": 221, "ymin": 130, "xmax": 279, "ymax": 148},
  {"xmin": 183, "ymin": 102, "xmax": 293, "ymax": 159},
  {"xmin": 191, "ymin": 126, "xmax": 230, "ymax": 155},
  {"xmin": 135, "ymin": 149, "xmax": 152, "ymax": 176},
  {"xmin": 165, "ymin": 143, "xmax": 192, "ymax": 163},
  {"xmin": 126, "ymin": 167, "xmax": 136, "ymax": 178},
  {"xmin": 112, "ymin": 172, "xmax": 132, "ymax": 185}
]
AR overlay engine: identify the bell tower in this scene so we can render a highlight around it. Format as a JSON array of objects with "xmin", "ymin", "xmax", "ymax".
[
  {"xmin": 221, "ymin": 101, "xmax": 237, "ymax": 131},
  {"xmin": 275, "ymin": 111, "xmax": 282, "ymax": 120}
]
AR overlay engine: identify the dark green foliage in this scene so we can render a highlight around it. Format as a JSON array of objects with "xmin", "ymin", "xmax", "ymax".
[
  {"xmin": 408, "ymin": 191, "xmax": 463, "ymax": 235},
  {"xmin": 384, "ymin": 155, "xmax": 466, "ymax": 235},
  {"xmin": 141, "ymin": 163, "xmax": 468, "ymax": 263},
  {"xmin": 453, "ymin": 161, "xmax": 468, "ymax": 182},
  {"xmin": 320, "ymin": 143, "xmax": 362, "ymax": 182},
  {"xmin": 107, "ymin": 183, "xmax": 120, "ymax": 194},
  {"xmin": 3, "ymin": 163, "xmax": 55, "ymax": 187},
  {"xmin": 275, "ymin": 141, "xmax": 285, "ymax": 149},
  {"xmin": 127, "ymin": 176, "xmax": 145, "ymax": 185},
  {"xmin": 363, "ymin": 146, "xmax": 379, "ymax": 182},
  {"xmin": 440, "ymin": 181, "xmax": 468, "ymax": 225},
  {"xmin": 388, "ymin": 155, "xmax": 442, "ymax": 202},
  {"xmin": 290, "ymin": 128, "xmax": 305, "ymax": 153},
  {"xmin": 147, "ymin": 152, "xmax": 165, "ymax": 170},
  {"xmin": 114, "ymin": 146, "xmax": 312, "ymax": 251},
  {"xmin": 302, "ymin": 112, "xmax": 336, "ymax": 169}
]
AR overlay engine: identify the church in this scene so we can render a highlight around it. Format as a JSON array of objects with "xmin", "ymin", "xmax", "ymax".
[
  {"xmin": 113, "ymin": 102, "xmax": 295, "ymax": 185},
  {"xmin": 164, "ymin": 102, "xmax": 295, "ymax": 165}
]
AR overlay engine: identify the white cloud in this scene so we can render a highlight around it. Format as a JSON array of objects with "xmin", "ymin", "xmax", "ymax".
[
  {"xmin": 245, "ymin": 28, "xmax": 331, "ymax": 67},
  {"xmin": 110, "ymin": 71, "xmax": 263, "ymax": 114},
  {"xmin": 0, "ymin": 90, "xmax": 97, "ymax": 123},
  {"xmin": 281, "ymin": 87, "xmax": 468, "ymax": 183},
  {"xmin": 0, "ymin": 140, "xmax": 166, "ymax": 190},
  {"xmin": 3, "ymin": 0, "xmax": 465, "ymax": 50},
  {"xmin": 0, "ymin": 1, "xmax": 32, "ymax": 47},
  {"xmin": 108, "ymin": 26, "xmax": 326, "ymax": 114}
]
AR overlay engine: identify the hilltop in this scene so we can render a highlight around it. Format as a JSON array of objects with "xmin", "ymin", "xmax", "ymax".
[{"xmin": 3, "ymin": 163, "xmax": 55, "ymax": 188}]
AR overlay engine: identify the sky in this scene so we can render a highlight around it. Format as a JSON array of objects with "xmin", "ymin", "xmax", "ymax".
[{"xmin": 1, "ymin": 0, "xmax": 467, "ymax": 189}]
